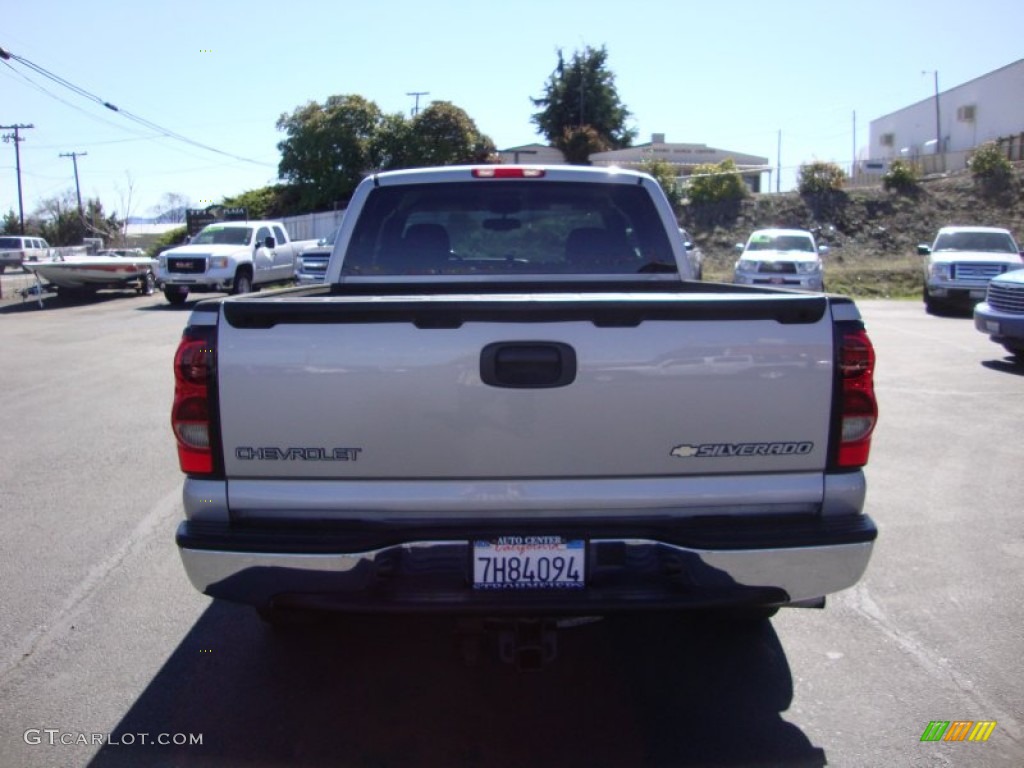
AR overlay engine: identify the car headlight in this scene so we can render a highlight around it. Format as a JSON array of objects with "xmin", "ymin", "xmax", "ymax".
[
  {"xmin": 210, "ymin": 256, "xmax": 229, "ymax": 270},
  {"xmin": 735, "ymin": 259, "xmax": 760, "ymax": 274},
  {"xmin": 158, "ymin": 256, "xmax": 167, "ymax": 269},
  {"xmin": 795, "ymin": 260, "xmax": 822, "ymax": 274},
  {"xmin": 295, "ymin": 257, "xmax": 304, "ymax": 270},
  {"xmin": 929, "ymin": 263, "xmax": 952, "ymax": 280}
]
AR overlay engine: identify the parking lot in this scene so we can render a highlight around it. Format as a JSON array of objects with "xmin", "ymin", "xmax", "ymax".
[{"xmin": 0, "ymin": 292, "xmax": 1021, "ymax": 767}]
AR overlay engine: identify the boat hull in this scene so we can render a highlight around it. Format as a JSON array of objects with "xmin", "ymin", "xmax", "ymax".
[{"xmin": 25, "ymin": 257, "xmax": 157, "ymax": 290}]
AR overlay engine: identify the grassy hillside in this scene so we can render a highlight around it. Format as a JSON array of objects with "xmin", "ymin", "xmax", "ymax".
[{"xmin": 684, "ymin": 165, "xmax": 1024, "ymax": 298}]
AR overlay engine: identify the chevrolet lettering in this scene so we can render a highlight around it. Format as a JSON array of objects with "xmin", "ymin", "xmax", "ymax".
[{"xmin": 235, "ymin": 447, "xmax": 362, "ymax": 461}]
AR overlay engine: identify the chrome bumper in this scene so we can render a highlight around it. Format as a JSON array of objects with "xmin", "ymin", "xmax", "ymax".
[{"xmin": 177, "ymin": 517, "xmax": 875, "ymax": 614}]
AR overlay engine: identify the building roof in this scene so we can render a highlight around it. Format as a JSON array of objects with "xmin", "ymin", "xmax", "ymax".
[
  {"xmin": 591, "ymin": 135, "xmax": 769, "ymax": 170},
  {"xmin": 498, "ymin": 134, "xmax": 769, "ymax": 176}
]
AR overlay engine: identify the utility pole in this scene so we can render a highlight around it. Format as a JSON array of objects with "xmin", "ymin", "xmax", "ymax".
[
  {"xmin": 1, "ymin": 123, "xmax": 34, "ymax": 234},
  {"xmin": 852, "ymin": 111, "xmax": 857, "ymax": 179},
  {"xmin": 406, "ymin": 91, "xmax": 429, "ymax": 117},
  {"xmin": 932, "ymin": 71, "xmax": 942, "ymax": 171},
  {"xmin": 922, "ymin": 70, "xmax": 941, "ymax": 166},
  {"xmin": 776, "ymin": 129, "xmax": 782, "ymax": 193},
  {"xmin": 60, "ymin": 151, "xmax": 88, "ymax": 216}
]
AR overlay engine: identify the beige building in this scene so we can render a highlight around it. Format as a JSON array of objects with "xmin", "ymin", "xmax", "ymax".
[{"xmin": 499, "ymin": 134, "xmax": 770, "ymax": 192}]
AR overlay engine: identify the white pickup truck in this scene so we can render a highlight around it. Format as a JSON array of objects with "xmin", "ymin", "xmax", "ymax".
[
  {"xmin": 171, "ymin": 166, "xmax": 879, "ymax": 657},
  {"xmin": 156, "ymin": 220, "xmax": 316, "ymax": 305}
]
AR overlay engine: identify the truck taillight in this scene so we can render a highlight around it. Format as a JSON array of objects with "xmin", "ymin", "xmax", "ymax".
[
  {"xmin": 172, "ymin": 326, "xmax": 217, "ymax": 475},
  {"xmin": 837, "ymin": 327, "xmax": 877, "ymax": 468}
]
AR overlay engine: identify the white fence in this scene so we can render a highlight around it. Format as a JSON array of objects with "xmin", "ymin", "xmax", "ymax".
[{"xmin": 281, "ymin": 209, "xmax": 345, "ymax": 241}]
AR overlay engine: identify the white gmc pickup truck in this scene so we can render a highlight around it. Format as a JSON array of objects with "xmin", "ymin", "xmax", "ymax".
[
  {"xmin": 157, "ymin": 220, "xmax": 316, "ymax": 305},
  {"xmin": 171, "ymin": 166, "xmax": 879, "ymax": 651}
]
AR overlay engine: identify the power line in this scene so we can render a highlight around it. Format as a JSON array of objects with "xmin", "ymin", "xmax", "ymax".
[
  {"xmin": 0, "ymin": 45, "xmax": 274, "ymax": 168},
  {"xmin": 1, "ymin": 59, "xmax": 158, "ymax": 141}
]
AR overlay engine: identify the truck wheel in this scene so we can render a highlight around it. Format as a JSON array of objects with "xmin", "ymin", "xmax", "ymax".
[
  {"xmin": 164, "ymin": 286, "xmax": 187, "ymax": 305},
  {"xmin": 923, "ymin": 286, "xmax": 940, "ymax": 314},
  {"xmin": 232, "ymin": 269, "xmax": 253, "ymax": 295},
  {"xmin": 139, "ymin": 270, "xmax": 156, "ymax": 296}
]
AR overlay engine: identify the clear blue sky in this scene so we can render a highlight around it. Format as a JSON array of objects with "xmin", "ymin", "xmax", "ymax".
[{"xmin": 3, "ymin": 0, "xmax": 1022, "ymax": 222}]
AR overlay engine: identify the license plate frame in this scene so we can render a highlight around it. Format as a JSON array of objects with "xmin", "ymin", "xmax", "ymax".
[{"xmin": 472, "ymin": 537, "xmax": 586, "ymax": 590}]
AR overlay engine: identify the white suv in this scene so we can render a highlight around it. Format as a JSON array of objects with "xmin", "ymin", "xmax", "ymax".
[
  {"xmin": 0, "ymin": 235, "xmax": 52, "ymax": 274},
  {"xmin": 733, "ymin": 228, "xmax": 826, "ymax": 292}
]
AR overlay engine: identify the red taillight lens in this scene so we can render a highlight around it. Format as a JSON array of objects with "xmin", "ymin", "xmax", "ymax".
[
  {"xmin": 837, "ymin": 328, "xmax": 877, "ymax": 468},
  {"xmin": 472, "ymin": 167, "xmax": 545, "ymax": 178},
  {"xmin": 172, "ymin": 328, "xmax": 216, "ymax": 475}
]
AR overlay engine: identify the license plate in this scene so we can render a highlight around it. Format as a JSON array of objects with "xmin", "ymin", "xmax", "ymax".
[{"xmin": 473, "ymin": 537, "xmax": 585, "ymax": 590}]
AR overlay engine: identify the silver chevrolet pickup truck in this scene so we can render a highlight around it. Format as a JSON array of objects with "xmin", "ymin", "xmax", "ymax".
[{"xmin": 171, "ymin": 165, "xmax": 878, "ymax": 644}]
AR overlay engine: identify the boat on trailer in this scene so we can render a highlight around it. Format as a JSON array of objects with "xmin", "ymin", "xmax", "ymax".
[{"xmin": 24, "ymin": 250, "xmax": 157, "ymax": 295}]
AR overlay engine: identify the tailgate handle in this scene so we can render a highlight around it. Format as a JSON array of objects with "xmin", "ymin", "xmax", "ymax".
[{"xmin": 480, "ymin": 342, "xmax": 577, "ymax": 389}]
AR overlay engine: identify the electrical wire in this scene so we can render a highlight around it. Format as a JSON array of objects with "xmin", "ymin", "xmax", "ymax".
[{"xmin": 1, "ymin": 45, "xmax": 275, "ymax": 168}]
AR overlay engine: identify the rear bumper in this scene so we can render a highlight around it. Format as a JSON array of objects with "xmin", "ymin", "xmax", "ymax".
[{"xmin": 177, "ymin": 514, "xmax": 876, "ymax": 614}]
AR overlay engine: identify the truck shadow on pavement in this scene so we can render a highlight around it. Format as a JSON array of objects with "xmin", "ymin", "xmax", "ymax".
[{"xmin": 88, "ymin": 603, "xmax": 826, "ymax": 768}]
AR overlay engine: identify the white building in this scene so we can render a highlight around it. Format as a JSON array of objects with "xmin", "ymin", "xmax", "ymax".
[{"xmin": 865, "ymin": 58, "xmax": 1024, "ymax": 175}]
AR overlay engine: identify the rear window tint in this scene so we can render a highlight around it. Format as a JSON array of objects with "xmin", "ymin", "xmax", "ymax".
[{"xmin": 341, "ymin": 181, "xmax": 675, "ymax": 276}]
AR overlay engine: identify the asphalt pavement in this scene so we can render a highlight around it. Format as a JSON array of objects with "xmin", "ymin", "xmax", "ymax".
[{"xmin": 0, "ymin": 292, "xmax": 1021, "ymax": 767}]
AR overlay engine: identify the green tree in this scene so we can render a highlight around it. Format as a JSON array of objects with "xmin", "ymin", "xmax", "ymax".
[
  {"xmin": 531, "ymin": 45, "xmax": 635, "ymax": 162},
  {"xmin": 558, "ymin": 125, "xmax": 612, "ymax": 165},
  {"xmin": 797, "ymin": 161, "xmax": 846, "ymax": 195},
  {"xmin": 2, "ymin": 209, "xmax": 20, "ymax": 234},
  {"xmin": 639, "ymin": 158, "xmax": 683, "ymax": 208},
  {"xmin": 969, "ymin": 141, "xmax": 1014, "ymax": 194},
  {"xmin": 686, "ymin": 159, "xmax": 747, "ymax": 205},
  {"xmin": 222, "ymin": 185, "xmax": 300, "ymax": 219},
  {"xmin": 276, "ymin": 94, "xmax": 385, "ymax": 210},
  {"xmin": 34, "ymin": 193, "xmax": 121, "ymax": 246},
  {"xmin": 882, "ymin": 160, "xmax": 920, "ymax": 194},
  {"xmin": 369, "ymin": 112, "xmax": 417, "ymax": 171},
  {"xmin": 407, "ymin": 101, "xmax": 497, "ymax": 167}
]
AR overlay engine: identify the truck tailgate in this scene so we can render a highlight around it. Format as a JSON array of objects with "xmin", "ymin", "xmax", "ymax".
[{"xmin": 214, "ymin": 291, "xmax": 836, "ymax": 482}]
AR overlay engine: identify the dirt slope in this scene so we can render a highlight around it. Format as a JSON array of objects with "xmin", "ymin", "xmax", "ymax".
[{"xmin": 687, "ymin": 165, "xmax": 1024, "ymax": 294}]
